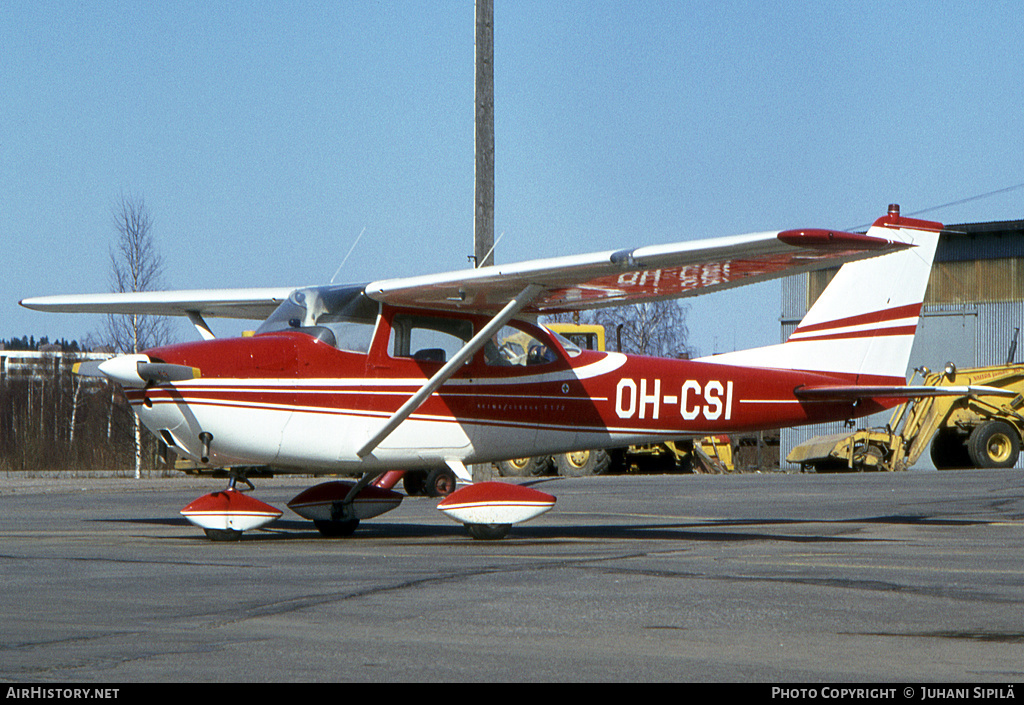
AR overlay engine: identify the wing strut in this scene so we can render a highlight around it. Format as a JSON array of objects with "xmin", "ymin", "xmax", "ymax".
[
  {"xmin": 187, "ymin": 311, "xmax": 216, "ymax": 341},
  {"xmin": 357, "ymin": 283, "xmax": 544, "ymax": 459}
]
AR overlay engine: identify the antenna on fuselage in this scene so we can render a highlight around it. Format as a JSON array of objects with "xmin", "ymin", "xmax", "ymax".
[{"xmin": 330, "ymin": 227, "xmax": 367, "ymax": 283}]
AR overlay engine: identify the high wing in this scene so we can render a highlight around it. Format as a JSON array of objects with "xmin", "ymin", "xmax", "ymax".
[
  {"xmin": 20, "ymin": 287, "xmax": 296, "ymax": 320},
  {"xmin": 20, "ymin": 227, "xmax": 904, "ymax": 323},
  {"xmin": 365, "ymin": 228, "xmax": 906, "ymax": 315}
]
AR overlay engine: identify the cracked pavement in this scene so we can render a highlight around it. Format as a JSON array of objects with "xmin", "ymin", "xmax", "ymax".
[{"xmin": 1, "ymin": 471, "xmax": 1023, "ymax": 681}]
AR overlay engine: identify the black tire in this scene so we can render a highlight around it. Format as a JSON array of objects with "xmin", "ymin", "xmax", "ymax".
[
  {"xmin": 930, "ymin": 429, "xmax": 972, "ymax": 469},
  {"xmin": 496, "ymin": 456, "xmax": 553, "ymax": 477},
  {"xmin": 314, "ymin": 518, "xmax": 360, "ymax": 537},
  {"xmin": 465, "ymin": 523, "xmax": 511, "ymax": 540},
  {"xmin": 203, "ymin": 528, "xmax": 243, "ymax": 541},
  {"xmin": 967, "ymin": 421, "xmax": 1021, "ymax": 468},
  {"xmin": 402, "ymin": 470, "xmax": 427, "ymax": 496},
  {"xmin": 424, "ymin": 467, "xmax": 457, "ymax": 497},
  {"xmin": 554, "ymin": 448, "xmax": 613, "ymax": 477}
]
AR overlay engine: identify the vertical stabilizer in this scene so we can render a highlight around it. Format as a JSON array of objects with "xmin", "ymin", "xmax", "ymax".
[{"xmin": 699, "ymin": 206, "xmax": 942, "ymax": 384}]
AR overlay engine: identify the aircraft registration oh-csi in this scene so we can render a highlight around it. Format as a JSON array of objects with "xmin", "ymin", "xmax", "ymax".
[{"xmin": 24, "ymin": 204, "xmax": 1003, "ymax": 541}]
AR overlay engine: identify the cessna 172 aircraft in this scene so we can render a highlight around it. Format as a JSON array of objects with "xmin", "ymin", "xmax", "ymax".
[{"xmin": 23, "ymin": 205, "xmax": 995, "ymax": 540}]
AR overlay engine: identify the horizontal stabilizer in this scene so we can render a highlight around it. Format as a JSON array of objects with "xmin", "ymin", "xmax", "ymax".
[{"xmin": 794, "ymin": 384, "xmax": 1017, "ymax": 401}]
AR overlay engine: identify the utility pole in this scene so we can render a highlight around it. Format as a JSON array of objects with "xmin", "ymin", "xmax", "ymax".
[
  {"xmin": 473, "ymin": 1, "xmax": 495, "ymax": 482},
  {"xmin": 474, "ymin": 0, "xmax": 494, "ymax": 269}
]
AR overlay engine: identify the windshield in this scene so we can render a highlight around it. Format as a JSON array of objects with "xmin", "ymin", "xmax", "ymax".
[
  {"xmin": 544, "ymin": 327, "xmax": 583, "ymax": 358},
  {"xmin": 256, "ymin": 285, "xmax": 379, "ymax": 353}
]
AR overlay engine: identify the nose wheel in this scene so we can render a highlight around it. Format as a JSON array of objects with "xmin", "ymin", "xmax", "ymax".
[{"xmin": 180, "ymin": 470, "xmax": 283, "ymax": 540}]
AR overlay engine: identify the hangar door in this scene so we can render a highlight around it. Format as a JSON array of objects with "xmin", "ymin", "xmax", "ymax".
[
  {"xmin": 906, "ymin": 309, "xmax": 978, "ymax": 374},
  {"xmin": 896, "ymin": 309, "xmax": 977, "ymax": 470}
]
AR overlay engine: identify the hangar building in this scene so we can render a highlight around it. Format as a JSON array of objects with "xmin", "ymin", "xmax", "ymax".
[{"xmin": 780, "ymin": 216, "xmax": 1024, "ymax": 470}]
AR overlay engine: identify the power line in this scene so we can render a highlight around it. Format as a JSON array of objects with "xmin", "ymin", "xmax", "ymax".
[
  {"xmin": 847, "ymin": 180, "xmax": 1024, "ymax": 231},
  {"xmin": 906, "ymin": 180, "xmax": 1024, "ymax": 218}
]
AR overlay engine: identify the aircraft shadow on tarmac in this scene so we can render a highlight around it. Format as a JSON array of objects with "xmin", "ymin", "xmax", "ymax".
[{"xmin": 92, "ymin": 513, "xmax": 990, "ymax": 543}]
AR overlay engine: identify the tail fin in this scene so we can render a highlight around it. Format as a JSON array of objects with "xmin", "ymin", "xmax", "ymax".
[{"xmin": 700, "ymin": 205, "xmax": 942, "ymax": 384}]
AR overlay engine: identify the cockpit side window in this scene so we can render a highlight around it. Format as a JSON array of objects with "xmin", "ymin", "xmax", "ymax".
[
  {"xmin": 485, "ymin": 324, "xmax": 559, "ymax": 367},
  {"xmin": 256, "ymin": 285, "xmax": 379, "ymax": 353},
  {"xmin": 389, "ymin": 314, "xmax": 473, "ymax": 364}
]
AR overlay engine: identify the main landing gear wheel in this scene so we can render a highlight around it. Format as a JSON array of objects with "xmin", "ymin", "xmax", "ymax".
[
  {"xmin": 425, "ymin": 467, "xmax": 457, "ymax": 497},
  {"xmin": 203, "ymin": 528, "xmax": 243, "ymax": 542},
  {"xmin": 313, "ymin": 518, "xmax": 360, "ymax": 537},
  {"xmin": 439, "ymin": 483, "xmax": 555, "ymax": 540},
  {"xmin": 404, "ymin": 468, "xmax": 458, "ymax": 497},
  {"xmin": 464, "ymin": 523, "xmax": 511, "ymax": 540},
  {"xmin": 402, "ymin": 471, "xmax": 425, "ymax": 496}
]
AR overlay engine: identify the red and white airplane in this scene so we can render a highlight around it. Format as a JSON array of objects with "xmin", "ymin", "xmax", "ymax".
[{"xmin": 23, "ymin": 205, "xmax": 990, "ymax": 540}]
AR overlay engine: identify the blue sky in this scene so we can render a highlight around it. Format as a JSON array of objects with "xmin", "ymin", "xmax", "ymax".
[{"xmin": 3, "ymin": 1, "xmax": 1024, "ymax": 355}]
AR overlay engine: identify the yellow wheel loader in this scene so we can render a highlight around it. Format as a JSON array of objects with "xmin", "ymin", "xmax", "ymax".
[{"xmin": 787, "ymin": 363, "xmax": 1024, "ymax": 472}]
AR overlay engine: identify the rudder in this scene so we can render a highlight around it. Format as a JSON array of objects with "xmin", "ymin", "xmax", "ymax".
[{"xmin": 700, "ymin": 205, "xmax": 942, "ymax": 384}]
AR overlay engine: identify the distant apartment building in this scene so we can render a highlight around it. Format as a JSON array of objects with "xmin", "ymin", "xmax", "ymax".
[{"xmin": 0, "ymin": 349, "xmax": 113, "ymax": 382}]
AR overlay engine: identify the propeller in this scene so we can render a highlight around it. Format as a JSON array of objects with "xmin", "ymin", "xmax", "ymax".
[{"xmin": 74, "ymin": 354, "xmax": 200, "ymax": 387}]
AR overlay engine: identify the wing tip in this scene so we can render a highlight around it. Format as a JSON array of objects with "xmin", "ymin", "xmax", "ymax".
[{"xmin": 776, "ymin": 229, "xmax": 907, "ymax": 251}]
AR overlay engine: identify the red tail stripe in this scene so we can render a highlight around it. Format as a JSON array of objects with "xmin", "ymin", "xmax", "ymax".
[
  {"xmin": 792, "ymin": 302, "xmax": 921, "ymax": 336},
  {"xmin": 789, "ymin": 325, "xmax": 918, "ymax": 343}
]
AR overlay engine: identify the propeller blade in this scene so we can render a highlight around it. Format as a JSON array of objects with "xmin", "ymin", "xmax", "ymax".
[
  {"xmin": 137, "ymin": 362, "xmax": 201, "ymax": 384},
  {"xmin": 71, "ymin": 360, "xmax": 107, "ymax": 377}
]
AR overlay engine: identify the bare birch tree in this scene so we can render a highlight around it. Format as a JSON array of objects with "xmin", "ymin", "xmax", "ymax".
[
  {"xmin": 545, "ymin": 300, "xmax": 694, "ymax": 358},
  {"xmin": 106, "ymin": 193, "xmax": 171, "ymax": 477},
  {"xmin": 593, "ymin": 300, "xmax": 693, "ymax": 358}
]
